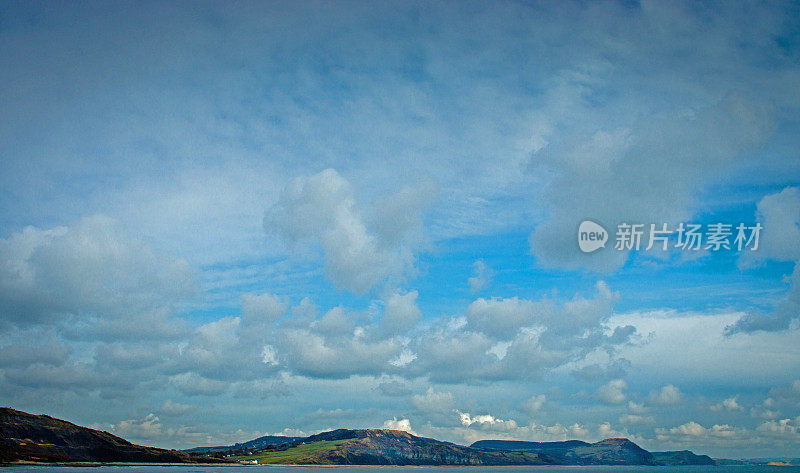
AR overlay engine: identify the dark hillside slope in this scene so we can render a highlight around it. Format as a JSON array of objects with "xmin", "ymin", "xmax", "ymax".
[
  {"xmin": 651, "ymin": 450, "xmax": 716, "ymax": 465},
  {"xmin": 0, "ymin": 407, "xmax": 223, "ymax": 463},
  {"xmin": 185, "ymin": 434, "xmax": 301, "ymax": 454},
  {"xmin": 472, "ymin": 437, "xmax": 656, "ymax": 465}
]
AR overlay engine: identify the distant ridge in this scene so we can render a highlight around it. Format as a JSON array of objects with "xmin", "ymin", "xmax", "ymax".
[
  {"xmin": 651, "ymin": 450, "xmax": 715, "ymax": 465},
  {"xmin": 472, "ymin": 438, "xmax": 715, "ymax": 466},
  {"xmin": 216, "ymin": 428, "xmax": 711, "ymax": 466},
  {"xmin": 184, "ymin": 434, "xmax": 301, "ymax": 454},
  {"xmin": 472, "ymin": 438, "xmax": 655, "ymax": 465},
  {"xmin": 1, "ymin": 407, "xmax": 717, "ymax": 466}
]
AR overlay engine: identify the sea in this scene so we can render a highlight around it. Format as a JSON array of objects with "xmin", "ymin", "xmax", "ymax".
[{"xmin": 2, "ymin": 466, "xmax": 800, "ymax": 473}]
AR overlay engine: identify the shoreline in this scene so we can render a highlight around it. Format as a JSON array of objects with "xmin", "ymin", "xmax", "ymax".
[
  {"xmin": 0, "ymin": 463, "xmax": 733, "ymax": 468},
  {"xmin": 0, "ymin": 463, "xmax": 245, "ymax": 468}
]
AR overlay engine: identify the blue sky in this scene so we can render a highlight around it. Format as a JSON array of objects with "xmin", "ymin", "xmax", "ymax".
[{"xmin": 1, "ymin": 0, "xmax": 800, "ymax": 459}]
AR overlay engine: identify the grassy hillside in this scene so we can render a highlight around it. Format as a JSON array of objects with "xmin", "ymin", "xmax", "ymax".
[{"xmin": 230, "ymin": 440, "xmax": 348, "ymax": 464}]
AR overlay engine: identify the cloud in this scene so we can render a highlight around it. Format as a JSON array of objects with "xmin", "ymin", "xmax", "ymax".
[
  {"xmin": 568, "ymin": 423, "xmax": 591, "ymax": 439},
  {"xmin": 619, "ymin": 414, "xmax": 654, "ymax": 426},
  {"xmin": 711, "ymin": 396, "xmax": 744, "ymax": 412},
  {"xmin": 648, "ymin": 384, "xmax": 683, "ymax": 406},
  {"xmin": 740, "ymin": 187, "xmax": 800, "ymax": 266},
  {"xmin": 0, "ymin": 215, "xmax": 196, "ymax": 331},
  {"xmin": 108, "ymin": 413, "xmax": 163, "ymax": 441},
  {"xmin": 390, "ymin": 349, "xmax": 417, "ymax": 368},
  {"xmin": 376, "ymin": 291, "xmax": 422, "ymax": 338},
  {"xmin": 0, "ymin": 335, "xmax": 70, "ymax": 368},
  {"xmin": 377, "ymin": 380, "xmax": 410, "ymax": 397},
  {"xmin": 468, "ymin": 260, "xmax": 493, "ymax": 293},
  {"xmin": 233, "ymin": 379, "xmax": 291, "ymax": 400},
  {"xmin": 610, "ymin": 309, "xmax": 800, "ymax": 389},
  {"xmin": 369, "ymin": 178, "xmax": 438, "ymax": 248},
  {"xmin": 466, "ymin": 281, "xmax": 618, "ymax": 344},
  {"xmin": 728, "ymin": 187, "xmax": 800, "ymax": 334},
  {"xmin": 657, "ymin": 421, "xmax": 743, "ymax": 440},
  {"xmin": 161, "ymin": 283, "xmax": 630, "ymax": 383},
  {"xmin": 173, "ymin": 294, "xmax": 293, "ymax": 382},
  {"xmin": 521, "ymin": 394, "xmax": 546, "ymax": 415},
  {"xmin": 241, "ymin": 293, "xmax": 289, "ymax": 325},
  {"xmin": 261, "ymin": 345, "xmax": 279, "ymax": 366},
  {"xmin": 597, "ymin": 421, "xmax": 629, "ymax": 439},
  {"xmin": 722, "ymin": 396, "xmax": 743, "ymax": 411},
  {"xmin": 459, "ymin": 412, "xmax": 517, "ymax": 430},
  {"xmin": 655, "ymin": 418, "xmax": 800, "ymax": 456},
  {"xmin": 2, "ymin": 362, "xmax": 97, "ymax": 390},
  {"xmin": 596, "ymin": 379, "xmax": 627, "ymax": 405},
  {"xmin": 279, "ymin": 328, "xmax": 401, "ymax": 379},
  {"xmin": 177, "ymin": 316, "xmax": 258, "ymax": 381},
  {"xmin": 158, "ymin": 400, "xmax": 195, "ymax": 417},
  {"xmin": 465, "ymin": 297, "xmax": 539, "ymax": 340},
  {"xmin": 382, "ymin": 417, "xmax": 415, "ymax": 434},
  {"xmin": 94, "ymin": 342, "xmax": 174, "ymax": 370},
  {"xmin": 172, "ymin": 280, "xmax": 627, "ymax": 384},
  {"xmin": 757, "ymin": 418, "xmax": 798, "ymax": 434},
  {"xmin": 628, "ymin": 401, "xmax": 648, "ymax": 415},
  {"xmin": 530, "ymin": 94, "xmax": 774, "ymax": 272},
  {"xmin": 426, "ymin": 415, "xmax": 607, "ymax": 446},
  {"xmin": 408, "ymin": 281, "xmax": 627, "ymax": 383},
  {"xmin": 571, "ymin": 359, "xmax": 630, "ymax": 381},
  {"xmin": 410, "ymin": 329, "xmax": 497, "ymax": 383},
  {"xmin": 96, "ymin": 413, "xmax": 217, "ymax": 448},
  {"xmin": 411, "ymin": 388, "xmax": 456, "ymax": 414},
  {"xmin": 170, "ymin": 372, "xmax": 227, "ymax": 396},
  {"xmin": 265, "ymin": 169, "xmax": 435, "ymax": 293},
  {"xmin": 311, "ymin": 306, "xmax": 356, "ymax": 336}
]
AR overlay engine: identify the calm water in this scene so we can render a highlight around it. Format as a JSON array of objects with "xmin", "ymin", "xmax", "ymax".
[{"xmin": 3, "ymin": 466, "xmax": 800, "ymax": 473}]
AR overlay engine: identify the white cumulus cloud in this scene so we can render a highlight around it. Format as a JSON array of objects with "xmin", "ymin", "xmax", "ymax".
[{"xmin": 265, "ymin": 169, "xmax": 435, "ymax": 293}]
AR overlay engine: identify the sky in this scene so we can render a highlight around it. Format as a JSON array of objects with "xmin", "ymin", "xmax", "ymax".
[{"xmin": 1, "ymin": 0, "xmax": 800, "ymax": 460}]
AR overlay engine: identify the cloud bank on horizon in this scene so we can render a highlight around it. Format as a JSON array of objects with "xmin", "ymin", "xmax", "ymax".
[{"xmin": 1, "ymin": 0, "xmax": 800, "ymax": 459}]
